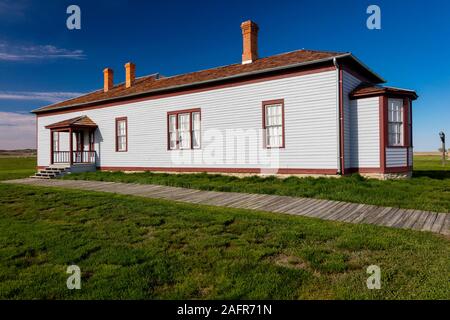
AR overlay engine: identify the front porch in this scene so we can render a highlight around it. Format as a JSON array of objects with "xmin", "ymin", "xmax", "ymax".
[
  {"xmin": 52, "ymin": 151, "xmax": 96, "ymax": 165},
  {"xmin": 45, "ymin": 115, "xmax": 98, "ymax": 167}
]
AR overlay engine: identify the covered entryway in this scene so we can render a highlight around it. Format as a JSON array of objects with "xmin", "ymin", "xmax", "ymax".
[{"xmin": 45, "ymin": 116, "xmax": 98, "ymax": 166}]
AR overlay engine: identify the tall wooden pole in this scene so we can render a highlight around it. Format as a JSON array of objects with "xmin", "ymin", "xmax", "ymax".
[
  {"xmin": 443, "ymin": 140, "xmax": 446, "ymax": 166},
  {"xmin": 440, "ymin": 131, "xmax": 446, "ymax": 166}
]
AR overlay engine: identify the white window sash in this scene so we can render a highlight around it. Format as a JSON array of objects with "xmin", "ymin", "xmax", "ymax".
[
  {"xmin": 117, "ymin": 120, "xmax": 127, "ymax": 151},
  {"xmin": 265, "ymin": 104, "xmax": 283, "ymax": 148},
  {"xmin": 388, "ymin": 101, "xmax": 404, "ymax": 146},
  {"xmin": 178, "ymin": 113, "xmax": 191, "ymax": 150},
  {"xmin": 192, "ymin": 112, "xmax": 201, "ymax": 149},
  {"xmin": 168, "ymin": 115, "xmax": 177, "ymax": 150}
]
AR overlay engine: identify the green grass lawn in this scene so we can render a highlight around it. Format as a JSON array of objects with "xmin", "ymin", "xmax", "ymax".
[
  {"xmin": 0, "ymin": 154, "xmax": 449, "ymax": 299},
  {"xmin": 0, "ymin": 156, "xmax": 36, "ymax": 181},
  {"xmin": 413, "ymin": 155, "xmax": 450, "ymax": 179},
  {"xmin": 0, "ymin": 183, "xmax": 449, "ymax": 299},
  {"xmin": 63, "ymin": 155, "xmax": 450, "ymax": 213}
]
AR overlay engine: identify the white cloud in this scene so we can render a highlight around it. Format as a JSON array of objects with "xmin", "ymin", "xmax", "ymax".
[
  {"xmin": 0, "ymin": 112, "xmax": 35, "ymax": 149},
  {"xmin": 0, "ymin": 42, "xmax": 86, "ymax": 61},
  {"xmin": 0, "ymin": 91, "xmax": 83, "ymax": 103},
  {"xmin": 0, "ymin": 0, "xmax": 28, "ymax": 18}
]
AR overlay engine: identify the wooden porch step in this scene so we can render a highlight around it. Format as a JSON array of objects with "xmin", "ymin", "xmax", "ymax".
[
  {"xmin": 35, "ymin": 173, "xmax": 57, "ymax": 177},
  {"xmin": 44, "ymin": 169, "xmax": 66, "ymax": 173},
  {"xmin": 45, "ymin": 167, "xmax": 70, "ymax": 171},
  {"xmin": 30, "ymin": 175, "xmax": 51, "ymax": 179},
  {"xmin": 30, "ymin": 167, "xmax": 71, "ymax": 180}
]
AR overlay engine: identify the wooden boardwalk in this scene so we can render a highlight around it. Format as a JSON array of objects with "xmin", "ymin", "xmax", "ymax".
[{"xmin": 4, "ymin": 178, "xmax": 449, "ymax": 236}]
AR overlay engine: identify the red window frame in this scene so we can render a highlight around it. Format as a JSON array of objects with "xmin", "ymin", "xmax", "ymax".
[
  {"xmin": 404, "ymin": 98, "xmax": 412, "ymax": 148},
  {"xmin": 167, "ymin": 108, "xmax": 201, "ymax": 150},
  {"xmin": 387, "ymin": 98, "xmax": 406, "ymax": 148},
  {"xmin": 115, "ymin": 117, "xmax": 128, "ymax": 152},
  {"xmin": 262, "ymin": 99, "xmax": 285, "ymax": 149}
]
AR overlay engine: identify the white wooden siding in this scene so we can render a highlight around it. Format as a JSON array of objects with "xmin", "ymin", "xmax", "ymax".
[
  {"xmin": 342, "ymin": 71, "xmax": 362, "ymax": 168},
  {"xmin": 37, "ymin": 70, "xmax": 339, "ymax": 170},
  {"xmin": 386, "ymin": 148, "xmax": 407, "ymax": 167},
  {"xmin": 349, "ymin": 97, "xmax": 380, "ymax": 168}
]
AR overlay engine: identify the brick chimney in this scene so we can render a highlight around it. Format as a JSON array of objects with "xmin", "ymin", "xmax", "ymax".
[
  {"xmin": 103, "ymin": 68, "xmax": 114, "ymax": 92},
  {"xmin": 125, "ymin": 62, "xmax": 136, "ymax": 88},
  {"xmin": 241, "ymin": 20, "xmax": 259, "ymax": 64}
]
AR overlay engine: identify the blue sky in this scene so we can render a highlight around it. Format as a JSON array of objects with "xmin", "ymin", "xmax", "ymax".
[{"xmin": 0, "ymin": 0, "xmax": 449, "ymax": 150}]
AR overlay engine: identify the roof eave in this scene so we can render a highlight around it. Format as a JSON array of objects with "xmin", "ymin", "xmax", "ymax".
[
  {"xmin": 340, "ymin": 54, "xmax": 386, "ymax": 83},
  {"xmin": 32, "ymin": 52, "xmax": 385, "ymax": 114},
  {"xmin": 45, "ymin": 124, "xmax": 98, "ymax": 130},
  {"xmin": 350, "ymin": 90, "xmax": 418, "ymax": 100}
]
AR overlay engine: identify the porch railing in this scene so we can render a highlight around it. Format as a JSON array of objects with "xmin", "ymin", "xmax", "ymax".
[{"xmin": 53, "ymin": 151, "xmax": 96, "ymax": 164}]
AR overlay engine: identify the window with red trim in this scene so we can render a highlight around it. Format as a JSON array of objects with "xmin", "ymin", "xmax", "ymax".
[
  {"xmin": 115, "ymin": 117, "xmax": 128, "ymax": 152},
  {"xmin": 387, "ymin": 99, "xmax": 404, "ymax": 147},
  {"xmin": 262, "ymin": 100, "xmax": 285, "ymax": 148},
  {"xmin": 167, "ymin": 109, "xmax": 201, "ymax": 150}
]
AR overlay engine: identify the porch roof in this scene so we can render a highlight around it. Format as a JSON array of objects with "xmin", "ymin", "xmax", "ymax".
[
  {"xmin": 45, "ymin": 116, "xmax": 98, "ymax": 130},
  {"xmin": 350, "ymin": 83, "xmax": 418, "ymax": 100}
]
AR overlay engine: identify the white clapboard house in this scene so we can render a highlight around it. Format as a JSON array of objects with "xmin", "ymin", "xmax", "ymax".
[{"xmin": 32, "ymin": 21, "xmax": 417, "ymax": 179}]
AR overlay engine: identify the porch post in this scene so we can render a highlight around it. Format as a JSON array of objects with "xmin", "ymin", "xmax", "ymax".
[
  {"xmin": 50, "ymin": 129, "xmax": 54, "ymax": 165},
  {"xmin": 89, "ymin": 129, "xmax": 92, "ymax": 152},
  {"xmin": 69, "ymin": 128, "xmax": 73, "ymax": 166},
  {"xmin": 89, "ymin": 129, "xmax": 93, "ymax": 163},
  {"xmin": 92, "ymin": 129, "xmax": 96, "ymax": 164},
  {"xmin": 78, "ymin": 130, "xmax": 84, "ymax": 163}
]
